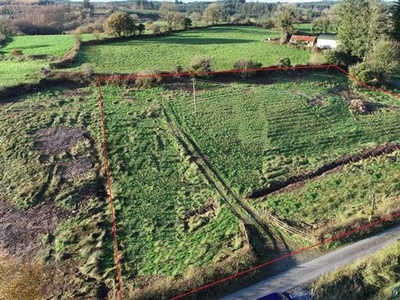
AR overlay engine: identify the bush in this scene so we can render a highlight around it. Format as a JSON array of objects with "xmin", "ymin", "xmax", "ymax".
[
  {"xmin": 323, "ymin": 50, "xmax": 354, "ymax": 67},
  {"xmin": 349, "ymin": 99, "xmax": 369, "ymax": 114},
  {"xmin": 10, "ymin": 48, "xmax": 23, "ymax": 56},
  {"xmin": 103, "ymin": 12, "xmax": 137, "ymax": 37},
  {"xmin": 349, "ymin": 62, "xmax": 376, "ymax": 88},
  {"xmin": 135, "ymin": 70, "xmax": 163, "ymax": 88},
  {"xmin": 12, "ymin": 6, "xmax": 66, "ymax": 35},
  {"xmin": 277, "ymin": 57, "xmax": 291, "ymax": 67},
  {"xmin": 309, "ymin": 52, "xmax": 326, "ymax": 65},
  {"xmin": 189, "ymin": 56, "xmax": 212, "ymax": 73},
  {"xmin": 233, "ymin": 59, "xmax": 262, "ymax": 77}
]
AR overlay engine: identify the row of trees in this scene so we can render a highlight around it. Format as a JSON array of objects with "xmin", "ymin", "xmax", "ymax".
[{"xmin": 332, "ymin": 0, "xmax": 400, "ymax": 87}]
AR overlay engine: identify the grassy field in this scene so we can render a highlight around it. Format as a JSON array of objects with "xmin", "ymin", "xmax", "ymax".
[
  {"xmin": 0, "ymin": 33, "xmax": 98, "ymax": 87},
  {"xmin": 311, "ymin": 239, "xmax": 400, "ymax": 300},
  {"xmin": 100, "ymin": 86, "xmax": 251, "ymax": 297},
  {"xmin": 0, "ymin": 35, "xmax": 76, "ymax": 57},
  {"xmin": 252, "ymin": 152, "xmax": 400, "ymax": 228},
  {"xmin": 0, "ymin": 86, "xmax": 120, "ymax": 298},
  {"xmin": 0, "ymin": 60, "xmax": 47, "ymax": 87},
  {"xmin": 1, "ymin": 66, "xmax": 400, "ymax": 298},
  {"xmin": 168, "ymin": 72, "xmax": 400, "ymax": 195},
  {"xmin": 77, "ymin": 26, "xmax": 311, "ymax": 73}
]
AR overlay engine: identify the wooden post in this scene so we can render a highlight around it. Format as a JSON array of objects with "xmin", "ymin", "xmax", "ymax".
[{"xmin": 191, "ymin": 78, "xmax": 197, "ymax": 114}]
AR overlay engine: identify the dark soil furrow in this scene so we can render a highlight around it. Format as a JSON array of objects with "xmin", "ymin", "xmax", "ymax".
[{"xmin": 248, "ymin": 142, "xmax": 400, "ymax": 199}]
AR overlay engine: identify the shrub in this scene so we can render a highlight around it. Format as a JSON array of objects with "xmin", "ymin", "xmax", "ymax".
[
  {"xmin": 349, "ymin": 99, "xmax": 369, "ymax": 114},
  {"xmin": 189, "ymin": 56, "xmax": 212, "ymax": 73},
  {"xmin": 0, "ymin": 253, "xmax": 44, "ymax": 299},
  {"xmin": 10, "ymin": 48, "xmax": 23, "ymax": 56},
  {"xmin": 349, "ymin": 62, "xmax": 376, "ymax": 88},
  {"xmin": 309, "ymin": 52, "xmax": 326, "ymax": 65},
  {"xmin": 277, "ymin": 57, "xmax": 291, "ymax": 67},
  {"xmin": 135, "ymin": 70, "xmax": 163, "ymax": 88},
  {"xmin": 233, "ymin": 59, "xmax": 262, "ymax": 77},
  {"xmin": 323, "ymin": 50, "xmax": 354, "ymax": 67},
  {"xmin": 103, "ymin": 12, "xmax": 137, "ymax": 37}
]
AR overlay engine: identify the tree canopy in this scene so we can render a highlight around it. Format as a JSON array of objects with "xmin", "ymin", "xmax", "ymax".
[
  {"xmin": 336, "ymin": 0, "xmax": 388, "ymax": 58},
  {"xmin": 390, "ymin": 0, "xmax": 400, "ymax": 41},
  {"xmin": 273, "ymin": 4, "xmax": 298, "ymax": 43},
  {"xmin": 103, "ymin": 12, "xmax": 137, "ymax": 37},
  {"xmin": 204, "ymin": 3, "xmax": 225, "ymax": 25}
]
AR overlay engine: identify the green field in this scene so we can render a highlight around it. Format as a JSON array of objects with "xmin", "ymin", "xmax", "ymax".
[
  {"xmin": 100, "ymin": 86, "xmax": 254, "ymax": 297},
  {"xmin": 0, "ymin": 34, "xmax": 98, "ymax": 87},
  {"xmin": 0, "ymin": 87, "xmax": 116, "ymax": 298},
  {"xmin": 2, "ymin": 66, "xmax": 400, "ymax": 298},
  {"xmin": 252, "ymin": 152, "xmax": 400, "ymax": 228},
  {"xmin": 0, "ymin": 35, "xmax": 74, "ymax": 87},
  {"xmin": 0, "ymin": 35, "xmax": 76, "ymax": 57},
  {"xmin": 0, "ymin": 60, "xmax": 48, "ymax": 87},
  {"xmin": 77, "ymin": 26, "xmax": 310, "ymax": 73},
  {"xmin": 168, "ymin": 73, "xmax": 400, "ymax": 195}
]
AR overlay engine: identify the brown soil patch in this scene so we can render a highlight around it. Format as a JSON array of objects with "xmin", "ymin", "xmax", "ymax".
[
  {"xmin": 61, "ymin": 159, "xmax": 94, "ymax": 179},
  {"xmin": 248, "ymin": 142, "xmax": 400, "ymax": 199},
  {"xmin": 0, "ymin": 200, "xmax": 69, "ymax": 259},
  {"xmin": 35, "ymin": 127, "xmax": 86, "ymax": 155}
]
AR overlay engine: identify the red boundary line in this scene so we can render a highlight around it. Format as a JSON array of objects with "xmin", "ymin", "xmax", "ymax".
[
  {"xmin": 170, "ymin": 211, "xmax": 400, "ymax": 300},
  {"xmin": 96, "ymin": 64, "xmax": 400, "ymax": 300},
  {"xmin": 97, "ymin": 78, "xmax": 124, "ymax": 300}
]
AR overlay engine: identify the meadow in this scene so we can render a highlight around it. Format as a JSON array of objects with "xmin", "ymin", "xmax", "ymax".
[
  {"xmin": 77, "ymin": 26, "xmax": 310, "ymax": 73},
  {"xmin": 0, "ymin": 33, "xmax": 98, "ymax": 87},
  {"xmin": 1, "ymin": 67, "xmax": 400, "ymax": 298},
  {"xmin": 168, "ymin": 72, "xmax": 400, "ymax": 194},
  {"xmin": 100, "ymin": 86, "xmax": 251, "ymax": 297},
  {"xmin": 0, "ymin": 86, "xmax": 119, "ymax": 298},
  {"xmin": 0, "ymin": 35, "xmax": 76, "ymax": 57}
]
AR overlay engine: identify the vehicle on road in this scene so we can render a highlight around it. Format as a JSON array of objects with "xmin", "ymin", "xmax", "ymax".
[{"xmin": 256, "ymin": 292, "xmax": 295, "ymax": 300}]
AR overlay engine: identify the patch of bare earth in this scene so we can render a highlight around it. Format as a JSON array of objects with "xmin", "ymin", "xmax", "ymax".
[
  {"xmin": 35, "ymin": 127, "xmax": 87, "ymax": 155},
  {"xmin": 61, "ymin": 159, "xmax": 94, "ymax": 179},
  {"xmin": 0, "ymin": 199, "xmax": 68, "ymax": 259}
]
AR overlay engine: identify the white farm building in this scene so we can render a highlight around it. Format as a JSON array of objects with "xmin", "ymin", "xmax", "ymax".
[{"xmin": 317, "ymin": 34, "xmax": 339, "ymax": 49}]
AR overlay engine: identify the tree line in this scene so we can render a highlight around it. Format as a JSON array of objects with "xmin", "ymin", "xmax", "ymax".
[{"xmin": 0, "ymin": 0, "xmax": 399, "ymax": 87}]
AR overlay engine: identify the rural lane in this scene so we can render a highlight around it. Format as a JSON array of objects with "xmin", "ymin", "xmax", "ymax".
[{"xmin": 219, "ymin": 223, "xmax": 400, "ymax": 300}]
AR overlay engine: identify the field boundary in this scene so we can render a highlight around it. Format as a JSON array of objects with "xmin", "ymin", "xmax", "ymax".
[
  {"xmin": 97, "ymin": 64, "xmax": 400, "ymax": 299},
  {"xmin": 97, "ymin": 78, "xmax": 124, "ymax": 300}
]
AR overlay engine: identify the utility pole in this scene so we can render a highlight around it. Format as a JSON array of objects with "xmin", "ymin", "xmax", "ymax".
[
  {"xmin": 191, "ymin": 78, "xmax": 197, "ymax": 114},
  {"xmin": 369, "ymin": 193, "xmax": 376, "ymax": 221}
]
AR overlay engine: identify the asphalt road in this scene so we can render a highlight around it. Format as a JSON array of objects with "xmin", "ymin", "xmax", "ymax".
[{"xmin": 219, "ymin": 223, "xmax": 400, "ymax": 300}]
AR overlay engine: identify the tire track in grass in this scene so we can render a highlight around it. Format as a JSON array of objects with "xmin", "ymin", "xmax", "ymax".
[{"xmin": 163, "ymin": 104, "xmax": 295, "ymax": 259}]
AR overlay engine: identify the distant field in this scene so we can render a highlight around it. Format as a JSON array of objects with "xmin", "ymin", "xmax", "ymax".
[
  {"xmin": 0, "ymin": 33, "xmax": 98, "ymax": 87},
  {"xmin": 0, "ymin": 60, "xmax": 47, "ymax": 87},
  {"xmin": 77, "ymin": 26, "xmax": 311, "ymax": 73},
  {"xmin": 0, "ymin": 35, "xmax": 75, "ymax": 57}
]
